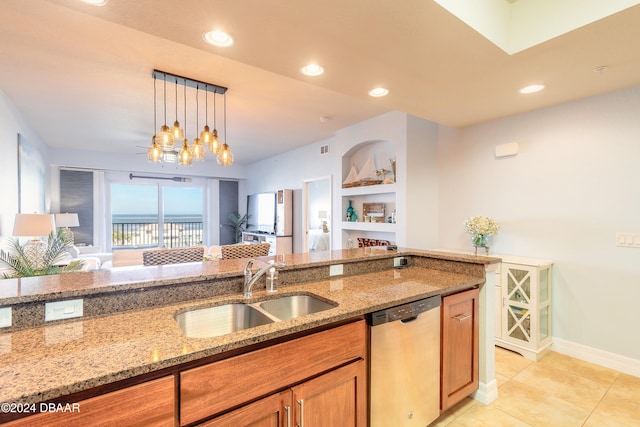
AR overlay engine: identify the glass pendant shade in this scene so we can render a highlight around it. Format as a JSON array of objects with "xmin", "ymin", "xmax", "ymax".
[
  {"xmin": 190, "ymin": 137, "xmax": 206, "ymax": 161},
  {"xmin": 216, "ymin": 143, "xmax": 234, "ymax": 166},
  {"xmin": 148, "ymin": 136, "xmax": 162, "ymax": 163},
  {"xmin": 157, "ymin": 125, "xmax": 175, "ymax": 149},
  {"xmin": 172, "ymin": 120, "xmax": 184, "ymax": 141},
  {"xmin": 200, "ymin": 125, "xmax": 213, "ymax": 145},
  {"xmin": 208, "ymin": 129, "xmax": 220, "ymax": 153},
  {"xmin": 178, "ymin": 138, "xmax": 192, "ymax": 165}
]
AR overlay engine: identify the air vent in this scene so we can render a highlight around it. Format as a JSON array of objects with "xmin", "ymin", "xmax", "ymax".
[{"xmin": 320, "ymin": 145, "xmax": 329, "ymax": 155}]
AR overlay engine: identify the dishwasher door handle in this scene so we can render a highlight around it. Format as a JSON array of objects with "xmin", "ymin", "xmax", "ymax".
[
  {"xmin": 453, "ymin": 313, "xmax": 471, "ymax": 321},
  {"xmin": 400, "ymin": 315, "xmax": 419, "ymax": 323}
]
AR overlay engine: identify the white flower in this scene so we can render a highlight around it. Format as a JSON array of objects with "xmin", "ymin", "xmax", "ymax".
[{"xmin": 464, "ymin": 216, "xmax": 499, "ymax": 236}]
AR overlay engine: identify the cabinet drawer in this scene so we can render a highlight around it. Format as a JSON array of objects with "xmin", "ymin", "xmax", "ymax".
[
  {"xmin": 180, "ymin": 320, "xmax": 366, "ymax": 425},
  {"xmin": 6, "ymin": 376, "xmax": 176, "ymax": 427}
]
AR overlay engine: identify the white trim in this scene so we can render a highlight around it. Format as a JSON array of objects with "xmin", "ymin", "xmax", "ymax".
[
  {"xmin": 552, "ymin": 337, "xmax": 640, "ymax": 377},
  {"xmin": 472, "ymin": 379, "xmax": 499, "ymax": 405}
]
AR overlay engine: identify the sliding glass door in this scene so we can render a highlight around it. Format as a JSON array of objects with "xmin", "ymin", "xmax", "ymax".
[{"xmin": 111, "ymin": 183, "xmax": 203, "ymax": 249}]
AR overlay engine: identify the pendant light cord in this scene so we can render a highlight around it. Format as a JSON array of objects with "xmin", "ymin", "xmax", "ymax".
[
  {"xmin": 175, "ymin": 77, "xmax": 178, "ymax": 122},
  {"xmin": 213, "ymin": 89, "xmax": 217, "ymax": 129},
  {"xmin": 183, "ymin": 81, "xmax": 187, "ymax": 135},
  {"xmin": 224, "ymin": 91, "xmax": 227, "ymax": 142},
  {"xmin": 153, "ymin": 75, "xmax": 157, "ymax": 133},
  {"xmin": 163, "ymin": 76, "xmax": 167, "ymax": 125},
  {"xmin": 205, "ymin": 85, "xmax": 209, "ymax": 126}
]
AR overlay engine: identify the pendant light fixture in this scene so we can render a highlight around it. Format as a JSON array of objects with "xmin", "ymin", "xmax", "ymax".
[
  {"xmin": 200, "ymin": 85, "xmax": 214, "ymax": 147},
  {"xmin": 216, "ymin": 91, "xmax": 234, "ymax": 166},
  {"xmin": 190, "ymin": 86, "xmax": 205, "ymax": 161},
  {"xmin": 209, "ymin": 90, "xmax": 221, "ymax": 154},
  {"xmin": 156, "ymin": 75, "xmax": 174, "ymax": 149},
  {"xmin": 171, "ymin": 77, "xmax": 184, "ymax": 142},
  {"xmin": 148, "ymin": 70, "xmax": 231, "ymax": 166},
  {"xmin": 148, "ymin": 75, "xmax": 163, "ymax": 162},
  {"xmin": 178, "ymin": 83, "xmax": 192, "ymax": 166}
]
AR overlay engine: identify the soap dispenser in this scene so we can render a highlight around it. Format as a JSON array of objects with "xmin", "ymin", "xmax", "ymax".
[{"xmin": 266, "ymin": 260, "xmax": 278, "ymax": 293}]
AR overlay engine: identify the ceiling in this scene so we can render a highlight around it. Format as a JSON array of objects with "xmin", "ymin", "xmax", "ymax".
[{"xmin": 1, "ymin": 0, "xmax": 639, "ymax": 166}]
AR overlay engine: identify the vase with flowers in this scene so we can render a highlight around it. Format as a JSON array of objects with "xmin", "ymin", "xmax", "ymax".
[{"xmin": 464, "ymin": 215, "xmax": 499, "ymax": 255}]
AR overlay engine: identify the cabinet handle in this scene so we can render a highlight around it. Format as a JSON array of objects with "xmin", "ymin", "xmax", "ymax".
[
  {"xmin": 284, "ymin": 405, "xmax": 291, "ymax": 427},
  {"xmin": 297, "ymin": 399, "xmax": 304, "ymax": 427},
  {"xmin": 453, "ymin": 313, "xmax": 471, "ymax": 321}
]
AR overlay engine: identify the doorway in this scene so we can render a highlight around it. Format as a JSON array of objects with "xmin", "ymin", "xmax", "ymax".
[{"xmin": 302, "ymin": 176, "xmax": 332, "ymax": 252}]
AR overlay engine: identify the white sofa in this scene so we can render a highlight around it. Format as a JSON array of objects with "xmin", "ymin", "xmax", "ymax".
[{"xmin": 62, "ymin": 245, "xmax": 113, "ymax": 270}]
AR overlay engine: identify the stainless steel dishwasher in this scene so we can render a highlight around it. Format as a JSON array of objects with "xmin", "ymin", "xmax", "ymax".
[{"xmin": 369, "ymin": 295, "xmax": 441, "ymax": 427}]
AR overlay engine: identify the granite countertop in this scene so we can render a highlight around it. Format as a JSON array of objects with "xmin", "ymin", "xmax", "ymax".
[{"xmin": 0, "ymin": 248, "xmax": 496, "ymax": 406}]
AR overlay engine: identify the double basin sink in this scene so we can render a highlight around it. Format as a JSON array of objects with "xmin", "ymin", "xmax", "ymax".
[{"xmin": 175, "ymin": 295, "xmax": 336, "ymax": 338}]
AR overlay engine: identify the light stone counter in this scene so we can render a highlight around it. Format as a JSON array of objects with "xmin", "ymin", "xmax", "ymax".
[{"xmin": 0, "ymin": 248, "xmax": 498, "ymax": 410}]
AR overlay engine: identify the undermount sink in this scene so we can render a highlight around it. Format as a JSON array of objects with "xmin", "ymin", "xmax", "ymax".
[
  {"xmin": 175, "ymin": 304, "xmax": 274, "ymax": 338},
  {"xmin": 176, "ymin": 295, "xmax": 335, "ymax": 338},
  {"xmin": 257, "ymin": 295, "xmax": 335, "ymax": 321}
]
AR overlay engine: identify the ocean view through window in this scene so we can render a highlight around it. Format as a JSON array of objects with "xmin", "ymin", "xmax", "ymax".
[{"xmin": 111, "ymin": 184, "xmax": 203, "ymax": 249}]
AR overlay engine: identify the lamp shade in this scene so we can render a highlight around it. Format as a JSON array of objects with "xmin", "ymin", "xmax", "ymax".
[
  {"xmin": 13, "ymin": 213, "xmax": 56, "ymax": 237},
  {"xmin": 55, "ymin": 213, "xmax": 79, "ymax": 228}
]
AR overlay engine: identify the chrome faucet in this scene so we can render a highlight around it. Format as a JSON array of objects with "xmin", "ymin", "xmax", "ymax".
[{"xmin": 243, "ymin": 259, "xmax": 276, "ymax": 297}]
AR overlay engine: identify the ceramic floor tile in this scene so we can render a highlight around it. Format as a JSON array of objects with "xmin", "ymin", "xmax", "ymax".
[
  {"xmin": 536, "ymin": 351, "xmax": 619, "ymax": 386},
  {"xmin": 495, "ymin": 347, "xmax": 533, "ymax": 378},
  {"xmin": 496, "ymin": 372, "xmax": 510, "ymax": 387},
  {"xmin": 491, "ymin": 379, "xmax": 592, "ymax": 427},
  {"xmin": 446, "ymin": 404, "xmax": 532, "ymax": 427},
  {"xmin": 512, "ymin": 363, "xmax": 610, "ymax": 410},
  {"xmin": 592, "ymin": 374, "xmax": 640, "ymax": 426},
  {"xmin": 428, "ymin": 397, "xmax": 477, "ymax": 426},
  {"xmin": 583, "ymin": 412, "xmax": 629, "ymax": 427}
]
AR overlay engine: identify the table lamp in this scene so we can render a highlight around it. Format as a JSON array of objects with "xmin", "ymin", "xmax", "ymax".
[
  {"xmin": 13, "ymin": 213, "xmax": 56, "ymax": 269},
  {"xmin": 55, "ymin": 213, "xmax": 79, "ymax": 244}
]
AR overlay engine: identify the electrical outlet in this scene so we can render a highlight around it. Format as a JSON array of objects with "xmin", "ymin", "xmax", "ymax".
[
  {"xmin": 616, "ymin": 232, "xmax": 640, "ymax": 248},
  {"xmin": 45, "ymin": 299, "xmax": 83, "ymax": 322},
  {"xmin": 0, "ymin": 307, "xmax": 11, "ymax": 328},
  {"xmin": 329, "ymin": 264, "xmax": 344, "ymax": 276},
  {"xmin": 394, "ymin": 257, "xmax": 408, "ymax": 268}
]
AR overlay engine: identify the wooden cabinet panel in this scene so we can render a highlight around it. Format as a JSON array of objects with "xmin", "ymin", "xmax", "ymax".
[
  {"xmin": 180, "ymin": 320, "xmax": 366, "ymax": 425},
  {"xmin": 199, "ymin": 390, "xmax": 292, "ymax": 427},
  {"xmin": 441, "ymin": 288, "xmax": 479, "ymax": 411},
  {"xmin": 5, "ymin": 376, "xmax": 176, "ymax": 427},
  {"xmin": 292, "ymin": 360, "xmax": 367, "ymax": 427}
]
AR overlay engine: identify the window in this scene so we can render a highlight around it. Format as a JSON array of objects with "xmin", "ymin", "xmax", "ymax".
[{"xmin": 111, "ymin": 183, "xmax": 203, "ymax": 249}]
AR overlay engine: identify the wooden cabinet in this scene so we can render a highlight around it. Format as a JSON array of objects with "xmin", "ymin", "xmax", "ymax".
[
  {"xmin": 181, "ymin": 320, "xmax": 367, "ymax": 426},
  {"xmin": 199, "ymin": 390, "xmax": 292, "ymax": 427},
  {"xmin": 496, "ymin": 258, "xmax": 553, "ymax": 361},
  {"xmin": 202, "ymin": 361, "xmax": 366, "ymax": 427},
  {"xmin": 291, "ymin": 361, "xmax": 366, "ymax": 427},
  {"xmin": 5, "ymin": 376, "xmax": 175, "ymax": 427},
  {"xmin": 440, "ymin": 288, "xmax": 479, "ymax": 411}
]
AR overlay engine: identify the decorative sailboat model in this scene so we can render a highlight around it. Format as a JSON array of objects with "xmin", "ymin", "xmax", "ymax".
[{"xmin": 342, "ymin": 156, "xmax": 383, "ymax": 188}]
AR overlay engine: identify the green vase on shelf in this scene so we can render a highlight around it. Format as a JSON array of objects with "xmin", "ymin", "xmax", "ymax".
[{"xmin": 346, "ymin": 200, "xmax": 355, "ymax": 222}]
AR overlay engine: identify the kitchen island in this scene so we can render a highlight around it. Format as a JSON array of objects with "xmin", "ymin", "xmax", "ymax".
[{"xmin": 0, "ymin": 247, "xmax": 499, "ymax": 425}]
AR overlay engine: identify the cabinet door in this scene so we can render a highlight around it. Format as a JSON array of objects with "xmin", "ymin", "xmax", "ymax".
[
  {"xmin": 199, "ymin": 390, "xmax": 292, "ymax": 427},
  {"xmin": 502, "ymin": 265, "xmax": 534, "ymax": 347},
  {"xmin": 292, "ymin": 360, "xmax": 367, "ymax": 427},
  {"xmin": 5, "ymin": 376, "xmax": 175, "ymax": 427},
  {"xmin": 441, "ymin": 288, "xmax": 479, "ymax": 411}
]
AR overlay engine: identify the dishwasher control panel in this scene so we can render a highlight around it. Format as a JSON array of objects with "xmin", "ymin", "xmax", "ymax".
[{"xmin": 368, "ymin": 295, "xmax": 441, "ymax": 326}]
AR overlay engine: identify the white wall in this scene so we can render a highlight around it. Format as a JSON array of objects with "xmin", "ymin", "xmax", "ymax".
[
  {"xmin": 244, "ymin": 136, "xmax": 337, "ymax": 253},
  {"xmin": 0, "ymin": 90, "xmax": 50, "ymax": 240},
  {"xmin": 438, "ymin": 86, "xmax": 640, "ymax": 360}
]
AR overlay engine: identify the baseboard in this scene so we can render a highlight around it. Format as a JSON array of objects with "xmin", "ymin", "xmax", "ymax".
[
  {"xmin": 552, "ymin": 337, "xmax": 640, "ymax": 378},
  {"xmin": 472, "ymin": 379, "xmax": 498, "ymax": 405}
]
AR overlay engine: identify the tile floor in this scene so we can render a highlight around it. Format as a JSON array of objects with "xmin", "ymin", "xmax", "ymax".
[{"xmin": 430, "ymin": 347, "xmax": 640, "ymax": 426}]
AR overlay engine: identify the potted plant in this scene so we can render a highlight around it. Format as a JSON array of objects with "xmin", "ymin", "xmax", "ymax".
[
  {"xmin": 0, "ymin": 229, "xmax": 84, "ymax": 278},
  {"xmin": 220, "ymin": 212, "xmax": 251, "ymax": 244}
]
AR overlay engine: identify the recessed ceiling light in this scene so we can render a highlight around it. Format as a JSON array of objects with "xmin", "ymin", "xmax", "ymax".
[
  {"xmin": 594, "ymin": 65, "xmax": 608, "ymax": 74},
  {"xmin": 369, "ymin": 87, "xmax": 389, "ymax": 97},
  {"xmin": 301, "ymin": 64, "xmax": 324, "ymax": 76},
  {"xmin": 81, "ymin": 0, "xmax": 108, "ymax": 5},
  {"xmin": 203, "ymin": 30, "xmax": 234, "ymax": 47},
  {"xmin": 519, "ymin": 84, "xmax": 545, "ymax": 94}
]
